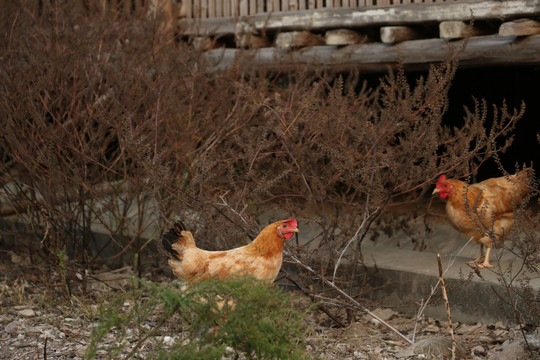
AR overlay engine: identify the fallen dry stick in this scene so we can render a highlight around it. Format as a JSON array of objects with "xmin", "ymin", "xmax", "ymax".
[{"xmin": 437, "ymin": 253, "xmax": 456, "ymax": 360}]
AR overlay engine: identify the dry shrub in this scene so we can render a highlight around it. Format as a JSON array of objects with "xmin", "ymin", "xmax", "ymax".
[{"xmin": 0, "ymin": 0, "xmax": 537, "ymax": 328}]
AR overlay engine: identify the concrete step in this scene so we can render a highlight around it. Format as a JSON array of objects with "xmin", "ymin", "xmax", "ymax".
[{"xmin": 358, "ymin": 220, "xmax": 540, "ymax": 324}]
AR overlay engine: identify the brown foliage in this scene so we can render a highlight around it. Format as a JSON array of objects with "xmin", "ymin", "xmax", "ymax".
[{"xmin": 0, "ymin": 0, "xmax": 537, "ymax": 323}]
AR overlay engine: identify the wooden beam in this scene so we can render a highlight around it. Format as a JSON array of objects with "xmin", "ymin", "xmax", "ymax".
[
  {"xmin": 179, "ymin": 0, "xmax": 540, "ymax": 35},
  {"xmin": 203, "ymin": 34, "xmax": 540, "ymax": 73}
]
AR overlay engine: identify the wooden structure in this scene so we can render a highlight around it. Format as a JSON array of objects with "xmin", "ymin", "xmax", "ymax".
[
  {"xmin": 172, "ymin": 0, "xmax": 540, "ymax": 72},
  {"xmin": 181, "ymin": 0, "xmax": 460, "ymax": 19}
]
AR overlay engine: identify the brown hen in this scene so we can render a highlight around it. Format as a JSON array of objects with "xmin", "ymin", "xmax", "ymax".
[
  {"xmin": 433, "ymin": 169, "xmax": 531, "ymax": 268},
  {"xmin": 162, "ymin": 219, "xmax": 299, "ymax": 283}
]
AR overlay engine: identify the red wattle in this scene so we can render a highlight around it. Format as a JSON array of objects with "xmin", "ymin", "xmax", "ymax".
[{"xmin": 284, "ymin": 232, "xmax": 295, "ymax": 240}]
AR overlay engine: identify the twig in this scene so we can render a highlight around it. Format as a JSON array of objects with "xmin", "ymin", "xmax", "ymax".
[
  {"xmin": 43, "ymin": 335, "xmax": 47, "ymax": 360},
  {"xmin": 284, "ymin": 249, "xmax": 413, "ymax": 345},
  {"xmin": 282, "ymin": 270, "xmax": 346, "ymax": 328},
  {"xmin": 332, "ymin": 205, "xmax": 380, "ymax": 283},
  {"xmin": 412, "ymin": 237, "xmax": 472, "ymax": 342},
  {"xmin": 437, "ymin": 253, "xmax": 456, "ymax": 360},
  {"xmin": 217, "ymin": 191, "xmax": 250, "ymax": 227}
]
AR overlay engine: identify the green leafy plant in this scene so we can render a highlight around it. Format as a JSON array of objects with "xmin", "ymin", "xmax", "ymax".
[{"xmin": 87, "ymin": 276, "xmax": 312, "ymax": 359}]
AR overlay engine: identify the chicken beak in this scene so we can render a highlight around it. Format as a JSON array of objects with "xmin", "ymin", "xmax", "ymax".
[
  {"xmin": 432, "ymin": 188, "xmax": 440, "ymax": 195},
  {"xmin": 292, "ymin": 228, "xmax": 299, "ymax": 233}
]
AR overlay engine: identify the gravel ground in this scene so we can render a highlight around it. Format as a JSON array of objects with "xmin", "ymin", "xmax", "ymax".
[{"xmin": 1, "ymin": 266, "xmax": 539, "ymax": 359}]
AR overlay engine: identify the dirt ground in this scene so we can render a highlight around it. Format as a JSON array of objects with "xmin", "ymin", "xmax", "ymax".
[{"xmin": 1, "ymin": 263, "xmax": 539, "ymax": 360}]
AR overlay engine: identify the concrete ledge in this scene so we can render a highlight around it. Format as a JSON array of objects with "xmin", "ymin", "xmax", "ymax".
[{"xmin": 358, "ymin": 222, "xmax": 540, "ymax": 324}]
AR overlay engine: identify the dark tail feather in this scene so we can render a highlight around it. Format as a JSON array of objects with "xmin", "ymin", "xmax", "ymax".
[{"xmin": 162, "ymin": 221, "xmax": 186, "ymax": 257}]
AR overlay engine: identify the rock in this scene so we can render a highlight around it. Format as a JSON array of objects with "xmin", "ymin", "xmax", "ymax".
[
  {"xmin": 411, "ymin": 337, "xmax": 466, "ymax": 358},
  {"xmin": 363, "ymin": 308, "xmax": 397, "ymax": 324},
  {"xmin": 5, "ymin": 321, "xmax": 20, "ymax": 335},
  {"xmin": 488, "ymin": 340, "xmax": 527, "ymax": 360},
  {"xmin": 353, "ymin": 350, "xmax": 367, "ymax": 359},
  {"xmin": 236, "ymin": 33, "xmax": 270, "ymax": 49},
  {"xmin": 395, "ymin": 348, "xmax": 414, "ymax": 358},
  {"xmin": 499, "ymin": 18, "xmax": 540, "ymax": 37},
  {"xmin": 424, "ymin": 324, "xmax": 440, "ymax": 333},
  {"xmin": 75, "ymin": 345, "xmax": 87, "ymax": 357},
  {"xmin": 380, "ymin": 26, "xmax": 424, "ymax": 44},
  {"xmin": 163, "ymin": 336, "xmax": 174, "ymax": 346},
  {"xmin": 17, "ymin": 309, "xmax": 35, "ymax": 317},
  {"xmin": 275, "ymin": 31, "xmax": 325, "ymax": 49},
  {"xmin": 439, "ymin": 21, "xmax": 491, "ymax": 39},
  {"xmin": 524, "ymin": 329, "xmax": 540, "ymax": 349},
  {"xmin": 325, "ymin": 29, "xmax": 368, "ymax": 45},
  {"xmin": 471, "ymin": 345, "xmax": 486, "ymax": 356},
  {"xmin": 479, "ymin": 335, "xmax": 494, "ymax": 343},
  {"xmin": 457, "ymin": 323, "xmax": 483, "ymax": 335}
]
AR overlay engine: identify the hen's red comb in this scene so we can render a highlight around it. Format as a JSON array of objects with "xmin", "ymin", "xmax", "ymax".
[
  {"xmin": 284, "ymin": 219, "xmax": 298, "ymax": 228},
  {"xmin": 437, "ymin": 175, "xmax": 447, "ymax": 183}
]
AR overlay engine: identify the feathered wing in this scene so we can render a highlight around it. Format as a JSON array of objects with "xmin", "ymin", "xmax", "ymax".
[{"xmin": 475, "ymin": 168, "xmax": 532, "ymax": 216}]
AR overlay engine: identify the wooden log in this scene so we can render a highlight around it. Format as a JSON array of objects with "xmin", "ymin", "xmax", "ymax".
[
  {"xmin": 236, "ymin": 33, "xmax": 271, "ymax": 48},
  {"xmin": 499, "ymin": 18, "xmax": 540, "ymax": 36},
  {"xmin": 275, "ymin": 31, "xmax": 325, "ymax": 48},
  {"xmin": 179, "ymin": 0, "xmax": 540, "ymax": 36},
  {"xmin": 325, "ymin": 29, "xmax": 370, "ymax": 45},
  {"xmin": 204, "ymin": 34, "xmax": 540, "ymax": 73},
  {"xmin": 380, "ymin": 26, "xmax": 423, "ymax": 44},
  {"xmin": 439, "ymin": 21, "xmax": 491, "ymax": 39}
]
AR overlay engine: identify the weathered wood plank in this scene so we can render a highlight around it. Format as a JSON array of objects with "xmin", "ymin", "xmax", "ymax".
[
  {"xmin": 193, "ymin": 0, "xmax": 201, "ymax": 18},
  {"xmin": 289, "ymin": 0, "xmax": 298, "ymax": 11},
  {"xmin": 208, "ymin": 0, "xmax": 216, "ymax": 17},
  {"xmin": 499, "ymin": 18, "xmax": 540, "ymax": 36},
  {"xmin": 179, "ymin": 0, "xmax": 540, "ymax": 35},
  {"xmin": 201, "ymin": 0, "xmax": 208, "ymax": 17},
  {"xmin": 203, "ymin": 34, "xmax": 540, "ymax": 73},
  {"xmin": 240, "ymin": 0, "xmax": 248, "ymax": 15},
  {"xmin": 216, "ymin": 0, "xmax": 222, "ymax": 17},
  {"xmin": 181, "ymin": 0, "xmax": 193, "ymax": 18}
]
